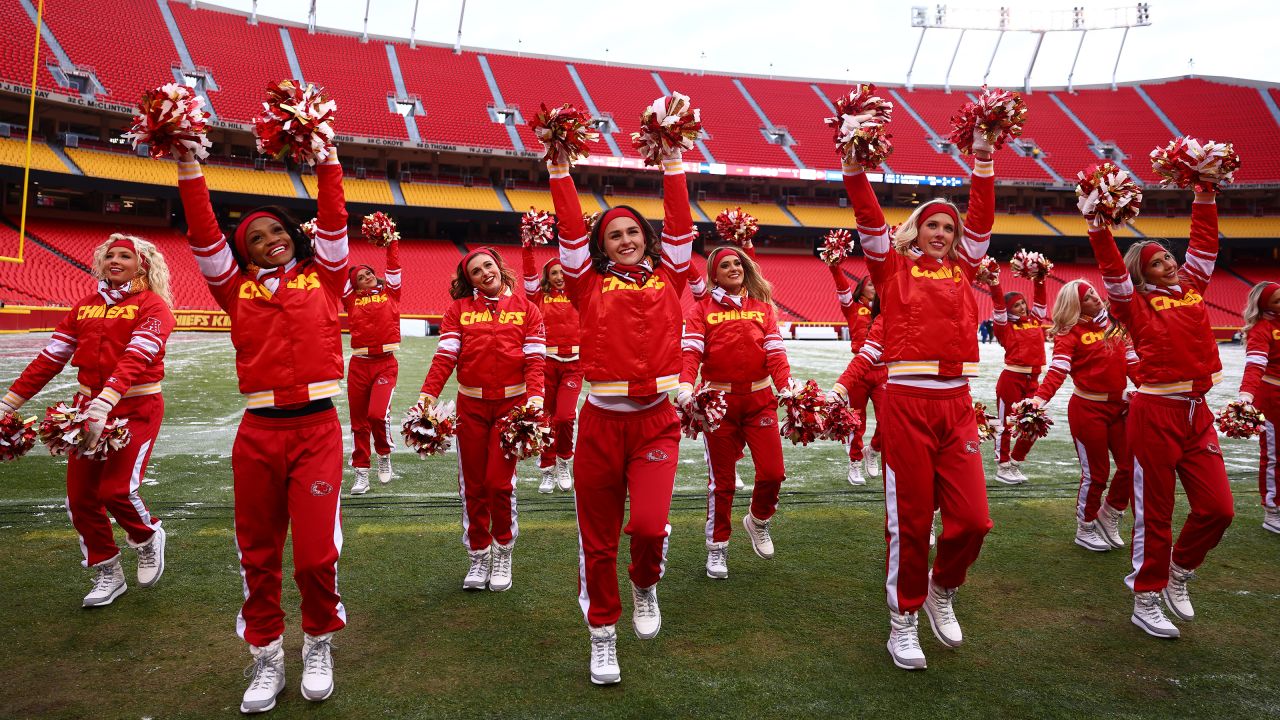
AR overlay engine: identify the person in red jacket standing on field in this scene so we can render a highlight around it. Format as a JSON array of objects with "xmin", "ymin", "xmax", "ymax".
[
  {"xmin": 842, "ymin": 127, "xmax": 997, "ymax": 671},
  {"xmin": 174, "ymin": 146, "xmax": 348, "ymax": 713},
  {"xmin": 343, "ymin": 237, "xmax": 401, "ymax": 495},
  {"xmin": 522, "ymin": 245, "xmax": 581, "ymax": 494},
  {"xmin": 977, "ymin": 263, "xmax": 1048, "ymax": 484},
  {"xmin": 2, "ymin": 235, "xmax": 174, "ymax": 609},
  {"xmin": 545, "ymin": 145, "xmax": 693, "ymax": 686},
  {"xmin": 679, "ymin": 245, "xmax": 794, "ymax": 581},
  {"xmin": 1239, "ymin": 281, "xmax": 1280, "ymax": 534},
  {"xmin": 1084, "ymin": 184, "xmax": 1233, "ymax": 640},
  {"xmin": 419, "ymin": 247, "xmax": 545, "ymax": 594},
  {"xmin": 828, "ymin": 261, "xmax": 879, "ymax": 485}
]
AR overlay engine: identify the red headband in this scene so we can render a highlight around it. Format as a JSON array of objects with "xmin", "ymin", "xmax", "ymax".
[
  {"xmin": 1076, "ymin": 281, "xmax": 1093, "ymax": 301},
  {"xmin": 597, "ymin": 207, "xmax": 644, "ymax": 236},
  {"xmin": 233, "ymin": 210, "xmax": 285, "ymax": 261},
  {"xmin": 106, "ymin": 237, "xmax": 149, "ymax": 271},
  {"xmin": 1139, "ymin": 242, "xmax": 1167, "ymax": 268},
  {"xmin": 706, "ymin": 246, "xmax": 743, "ymax": 271},
  {"xmin": 916, "ymin": 201, "xmax": 961, "ymax": 234},
  {"xmin": 1261, "ymin": 282, "xmax": 1280, "ymax": 310},
  {"xmin": 348, "ymin": 264, "xmax": 375, "ymax": 282},
  {"xmin": 542, "ymin": 258, "xmax": 562, "ymax": 273},
  {"xmin": 460, "ymin": 246, "xmax": 502, "ymax": 274}
]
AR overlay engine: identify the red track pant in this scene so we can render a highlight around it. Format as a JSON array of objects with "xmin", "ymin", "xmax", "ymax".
[
  {"xmin": 847, "ymin": 371, "xmax": 885, "ymax": 462},
  {"xmin": 574, "ymin": 399, "xmax": 679, "ymax": 627},
  {"xmin": 995, "ymin": 369, "xmax": 1040, "ymax": 464},
  {"xmin": 701, "ymin": 388, "xmax": 785, "ymax": 544},
  {"xmin": 232, "ymin": 408, "xmax": 346, "ymax": 647},
  {"xmin": 539, "ymin": 359, "xmax": 582, "ymax": 469},
  {"xmin": 347, "ymin": 354, "xmax": 398, "ymax": 469},
  {"xmin": 456, "ymin": 394, "xmax": 522, "ymax": 551},
  {"xmin": 882, "ymin": 384, "xmax": 992, "ymax": 614},
  {"xmin": 1255, "ymin": 384, "xmax": 1279, "ymax": 509},
  {"xmin": 1125, "ymin": 394, "xmax": 1234, "ymax": 593},
  {"xmin": 1068, "ymin": 395, "xmax": 1133, "ymax": 522},
  {"xmin": 66, "ymin": 393, "xmax": 163, "ymax": 567}
]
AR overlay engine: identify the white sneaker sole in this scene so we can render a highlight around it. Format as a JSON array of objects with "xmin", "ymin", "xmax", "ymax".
[
  {"xmin": 240, "ymin": 695, "xmax": 280, "ymax": 714},
  {"xmin": 350, "ymin": 486, "xmax": 369, "ymax": 496},
  {"xmin": 1160, "ymin": 588, "xmax": 1194, "ymax": 622},
  {"xmin": 489, "ymin": 578, "xmax": 512, "ymax": 592},
  {"xmin": 538, "ymin": 484, "xmax": 555, "ymax": 494},
  {"xmin": 633, "ymin": 620, "xmax": 660, "ymax": 640},
  {"xmin": 741, "ymin": 515, "xmax": 775, "ymax": 559},
  {"xmin": 706, "ymin": 569, "xmax": 728, "ymax": 579},
  {"xmin": 82, "ymin": 582, "xmax": 127, "ymax": 608},
  {"xmin": 378, "ymin": 476, "xmax": 392, "ymax": 485},
  {"xmin": 923, "ymin": 604, "xmax": 963, "ymax": 648},
  {"xmin": 994, "ymin": 476, "xmax": 1023, "ymax": 486},
  {"xmin": 1263, "ymin": 520, "xmax": 1280, "ymax": 535},
  {"xmin": 590, "ymin": 671, "xmax": 621, "ymax": 685},
  {"xmin": 301, "ymin": 680, "xmax": 333, "ymax": 702},
  {"xmin": 462, "ymin": 579, "xmax": 488, "ymax": 591},
  {"xmin": 886, "ymin": 641, "xmax": 927, "ymax": 670},
  {"xmin": 1093, "ymin": 520, "xmax": 1125, "ymax": 548},
  {"xmin": 1131, "ymin": 613, "xmax": 1180, "ymax": 638},
  {"xmin": 1074, "ymin": 536, "xmax": 1111, "ymax": 553}
]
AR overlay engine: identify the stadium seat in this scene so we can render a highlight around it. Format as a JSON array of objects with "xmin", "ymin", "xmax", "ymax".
[
  {"xmin": 301, "ymin": 175, "xmax": 395, "ymax": 206},
  {"xmin": 203, "ymin": 164, "xmax": 297, "ymax": 198},
  {"xmin": 64, "ymin": 148, "xmax": 177, "ymax": 186},
  {"xmin": 401, "ymin": 181, "xmax": 504, "ymax": 211},
  {"xmin": 41, "ymin": 0, "xmax": 178, "ymax": 104},
  {"xmin": 0, "ymin": 137, "xmax": 72, "ymax": 174}
]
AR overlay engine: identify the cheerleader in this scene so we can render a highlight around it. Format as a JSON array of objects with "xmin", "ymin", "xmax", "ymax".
[
  {"xmin": 1029, "ymin": 280, "xmax": 1138, "ymax": 551},
  {"xmin": 679, "ymin": 245, "xmax": 793, "ymax": 580},
  {"xmin": 981, "ymin": 267, "xmax": 1048, "ymax": 484},
  {"xmin": 545, "ymin": 148, "xmax": 693, "ymax": 685},
  {"xmin": 174, "ymin": 148, "xmax": 348, "ymax": 712},
  {"xmin": 1239, "ymin": 281, "xmax": 1280, "ymax": 534},
  {"xmin": 522, "ymin": 244, "xmax": 581, "ymax": 494},
  {"xmin": 1, "ymin": 235, "xmax": 173, "ymax": 608},
  {"xmin": 833, "ymin": 301, "xmax": 886, "ymax": 434},
  {"xmin": 842, "ymin": 129, "xmax": 996, "ymax": 670},
  {"xmin": 419, "ymin": 248, "xmax": 545, "ymax": 592},
  {"xmin": 1084, "ymin": 187, "xmax": 1233, "ymax": 639},
  {"xmin": 828, "ymin": 261, "xmax": 880, "ymax": 484},
  {"xmin": 343, "ymin": 237, "xmax": 401, "ymax": 495}
]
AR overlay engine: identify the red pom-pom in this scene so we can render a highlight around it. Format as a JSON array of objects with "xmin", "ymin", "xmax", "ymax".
[
  {"xmin": 1150, "ymin": 136, "xmax": 1241, "ymax": 192},
  {"xmin": 253, "ymin": 80, "xmax": 337, "ymax": 165},
  {"xmin": 819, "ymin": 229, "xmax": 855, "ymax": 265},
  {"xmin": 401, "ymin": 401, "xmax": 457, "ymax": 458},
  {"xmin": 948, "ymin": 85, "xmax": 1028, "ymax": 155},
  {"xmin": 299, "ymin": 218, "xmax": 317, "ymax": 240},
  {"xmin": 123, "ymin": 83, "xmax": 212, "ymax": 161},
  {"xmin": 530, "ymin": 103, "xmax": 598, "ymax": 166},
  {"xmin": 1007, "ymin": 399, "xmax": 1054, "ymax": 440},
  {"xmin": 778, "ymin": 380, "xmax": 827, "ymax": 446},
  {"xmin": 521, "ymin": 208, "xmax": 556, "ymax": 248},
  {"xmin": 974, "ymin": 402, "xmax": 998, "ymax": 443},
  {"xmin": 677, "ymin": 385, "xmax": 728, "ymax": 440},
  {"xmin": 38, "ymin": 401, "xmax": 131, "ymax": 460},
  {"xmin": 819, "ymin": 401, "xmax": 863, "ymax": 442},
  {"xmin": 1075, "ymin": 162, "xmax": 1143, "ymax": 228},
  {"xmin": 630, "ymin": 92, "xmax": 702, "ymax": 166},
  {"xmin": 1215, "ymin": 401, "xmax": 1265, "ymax": 439},
  {"xmin": 361, "ymin": 211, "xmax": 400, "ymax": 247},
  {"xmin": 496, "ymin": 403, "xmax": 555, "ymax": 461},
  {"xmin": 975, "ymin": 256, "xmax": 1000, "ymax": 284},
  {"xmin": 1010, "ymin": 249, "xmax": 1053, "ymax": 280},
  {"xmin": 824, "ymin": 84, "xmax": 894, "ymax": 169},
  {"xmin": 714, "ymin": 207, "xmax": 759, "ymax": 247},
  {"xmin": 0, "ymin": 410, "xmax": 38, "ymax": 462}
]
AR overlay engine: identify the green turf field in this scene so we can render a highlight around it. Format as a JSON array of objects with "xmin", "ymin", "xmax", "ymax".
[{"xmin": 0, "ymin": 335, "xmax": 1276, "ymax": 719}]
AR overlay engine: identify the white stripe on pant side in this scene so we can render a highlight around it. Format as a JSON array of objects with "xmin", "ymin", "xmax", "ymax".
[
  {"xmin": 455, "ymin": 446, "xmax": 471, "ymax": 549},
  {"xmin": 1265, "ymin": 420, "xmax": 1278, "ymax": 508},
  {"xmin": 127, "ymin": 439, "xmax": 155, "ymax": 531},
  {"xmin": 1124, "ymin": 459, "xmax": 1147, "ymax": 591},
  {"xmin": 572, "ymin": 492, "xmax": 592, "ymax": 624},
  {"xmin": 331, "ymin": 494, "xmax": 347, "ymax": 625},
  {"xmin": 658, "ymin": 523, "xmax": 672, "ymax": 580},
  {"xmin": 1073, "ymin": 437, "xmax": 1092, "ymax": 523},
  {"xmin": 233, "ymin": 517, "xmax": 251, "ymax": 641},
  {"xmin": 508, "ymin": 465, "xmax": 519, "ymax": 542},
  {"xmin": 66, "ymin": 495, "xmax": 90, "ymax": 567},
  {"xmin": 701, "ymin": 435, "xmax": 717, "ymax": 544},
  {"xmin": 994, "ymin": 398, "xmax": 1009, "ymax": 464},
  {"xmin": 884, "ymin": 464, "xmax": 902, "ymax": 613},
  {"xmin": 382, "ymin": 387, "xmax": 396, "ymax": 453}
]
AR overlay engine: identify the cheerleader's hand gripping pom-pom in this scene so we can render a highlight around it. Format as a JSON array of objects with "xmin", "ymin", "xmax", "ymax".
[
  {"xmin": 819, "ymin": 402, "xmax": 863, "ymax": 443},
  {"xmin": 714, "ymin": 207, "xmax": 759, "ymax": 247},
  {"xmin": 1010, "ymin": 249, "xmax": 1053, "ymax": 280},
  {"xmin": 1215, "ymin": 401, "xmax": 1265, "ymax": 439},
  {"xmin": 630, "ymin": 92, "xmax": 702, "ymax": 166},
  {"xmin": 299, "ymin": 218, "xmax": 317, "ymax": 240},
  {"xmin": 948, "ymin": 85, "xmax": 1028, "ymax": 156},
  {"xmin": 1075, "ymin": 162, "xmax": 1143, "ymax": 228},
  {"xmin": 520, "ymin": 208, "xmax": 556, "ymax": 248},
  {"xmin": 360, "ymin": 212, "xmax": 399, "ymax": 247},
  {"xmin": 253, "ymin": 80, "xmax": 337, "ymax": 165},
  {"xmin": 974, "ymin": 256, "xmax": 1000, "ymax": 285},
  {"xmin": 676, "ymin": 385, "xmax": 728, "ymax": 440},
  {"xmin": 974, "ymin": 402, "xmax": 998, "ymax": 443},
  {"xmin": 38, "ymin": 402, "xmax": 131, "ymax": 460},
  {"xmin": 0, "ymin": 410, "xmax": 38, "ymax": 462},
  {"xmin": 401, "ymin": 400, "xmax": 457, "ymax": 458},
  {"xmin": 824, "ymin": 84, "xmax": 894, "ymax": 169},
  {"xmin": 530, "ymin": 103, "xmax": 598, "ymax": 166},
  {"xmin": 496, "ymin": 403, "xmax": 555, "ymax": 461},
  {"xmin": 1150, "ymin": 136, "xmax": 1240, "ymax": 192},
  {"xmin": 1007, "ymin": 399, "xmax": 1054, "ymax": 440},
  {"xmin": 124, "ymin": 83, "xmax": 212, "ymax": 161},
  {"xmin": 778, "ymin": 379, "xmax": 827, "ymax": 446},
  {"xmin": 583, "ymin": 211, "xmax": 601, "ymax": 232},
  {"xmin": 819, "ymin": 229, "xmax": 855, "ymax": 266}
]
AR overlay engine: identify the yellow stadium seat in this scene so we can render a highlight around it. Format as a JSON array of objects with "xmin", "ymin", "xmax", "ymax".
[
  {"xmin": 401, "ymin": 182, "xmax": 504, "ymax": 211},
  {"xmin": 697, "ymin": 200, "xmax": 796, "ymax": 227},
  {"xmin": 1130, "ymin": 216, "xmax": 1198, "ymax": 239},
  {"xmin": 65, "ymin": 147, "xmax": 176, "ymax": 185},
  {"xmin": 783, "ymin": 205, "xmax": 849, "ymax": 228},
  {"xmin": 506, "ymin": 188, "xmax": 602, "ymax": 215},
  {"xmin": 1218, "ymin": 216, "xmax": 1280, "ymax": 238},
  {"xmin": 203, "ymin": 164, "xmax": 297, "ymax": 198},
  {"xmin": 1041, "ymin": 214, "xmax": 1140, "ymax": 238},
  {"xmin": 992, "ymin": 214, "xmax": 1059, "ymax": 236},
  {"xmin": 602, "ymin": 194, "xmax": 666, "ymax": 220},
  {"xmin": 301, "ymin": 175, "xmax": 395, "ymax": 205},
  {"xmin": 0, "ymin": 136, "xmax": 70, "ymax": 173}
]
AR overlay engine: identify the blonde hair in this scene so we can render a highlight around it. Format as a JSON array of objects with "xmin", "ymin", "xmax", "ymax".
[
  {"xmin": 92, "ymin": 234, "xmax": 172, "ymax": 306},
  {"xmin": 707, "ymin": 246, "xmax": 775, "ymax": 307},
  {"xmin": 892, "ymin": 200, "xmax": 962, "ymax": 260},
  {"xmin": 1050, "ymin": 279, "xmax": 1087, "ymax": 336},
  {"xmin": 1242, "ymin": 282, "xmax": 1270, "ymax": 332},
  {"xmin": 1122, "ymin": 239, "xmax": 1172, "ymax": 293}
]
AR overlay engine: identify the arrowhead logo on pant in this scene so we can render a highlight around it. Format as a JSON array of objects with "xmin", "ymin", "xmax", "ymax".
[
  {"xmin": 310, "ymin": 481, "xmax": 334, "ymax": 496},
  {"xmin": 645, "ymin": 449, "xmax": 668, "ymax": 462},
  {"xmin": 964, "ymin": 440, "xmax": 980, "ymax": 454},
  {"xmin": 758, "ymin": 416, "xmax": 775, "ymax": 427}
]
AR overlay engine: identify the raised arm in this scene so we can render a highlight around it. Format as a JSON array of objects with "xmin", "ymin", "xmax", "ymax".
[
  {"xmin": 1, "ymin": 309, "xmax": 78, "ymax": 411},
  {"xmin": 1180, "ymin": 192, "xmax": 1219, "ymax": 292},
  {"xmin": 176, "ymin": 157, "xmax": 239, "ymax": 311},
  {"xmin": 1031, "ymin": 277, "xmax": 1048, "ymax": 322},
  {"xmin": 957, "ymin": 157, "xmax": 995, "ymax": 274},
  {"xmin": 522, "ymin": 304, "xmax": 547, "ymax": 406},
  {"xmin": 988, "ymin": 278, "xmax": 1012, "ymax": 344},
  {"xmin": 419, "ymin": 303, "xmax": 462, "ymax": 403},
  {"xmin": 763, "ymin": 308, "xmax": 792, "ymax": 391},
  {"xmin": 687, "ymin": 261, "xmax": 708, "ymax": 301},
  {"xmin": 547, "ymin": 162, "xmax": 589, "ymax": 303},
  {"xmin": 384, "ymin": 237, "xmax": 402, "ymax": 301},
  {"xmin": 1240, "ymin": 322, "xmax": 1272, "ymax": 401},
  {"xmin": 1086, "ymin": 223, "xmax": 1135, "ymax": 327},
  {"xmin": 841, "ymin": 164, "xmax": 892, "ymax": 288},
  {"xmin": 311, "ymin": 151, "xmax": 350, "ymax": 298},
  {"xmin": 659, "ymin": 155, "xmax": 695, "ymax": 295},
  {"xmin": 521, "ymin": 245, "xmax": 541, "ymax": 301}
]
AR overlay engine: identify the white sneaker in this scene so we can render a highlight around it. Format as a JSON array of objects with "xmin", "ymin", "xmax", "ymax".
[
  {"xmin": 741, "ymin": 513, "xmax": 775, "ymax": 559},
  {"xmin": 538, "ymin": 467, "xmax": 556, "ymax": 494},
  {"xmin": 350, "ymin": 468, "xmax": 370, "ymax": 495},
  {"xmin": 995, "ymin": 462, "xmax": 1024, "ymax": 485},
  {"xmin": 241, "ymin": 638, "xmax": 285, "ymax": 714},
  {"xmin": 83, "ymin": 556, "xmax": 127, "ymax": 607},
  {"xmin": 135, "ymin": 525, "xmax": 167, "ymax": 587},
  {"xmin": 706, "ymin": 542, "xmax": 728, "ymax": 579},
  {"xmin": 377, "ymin": 454, "xmax": 393, "ymax": 484},
  {"xmin": 556, "ymin": 458, "xmax": 573, "ymax": 491},
  {"xmin": 1095, "ymin": 502, "xmax": 1126, "ymax": 548},
  {"xmin": 462, "ymin": 547, "xmax": 491, "ymax": 591},
  {"xmin": 589, "ymin": 625, "xmax": 621, "ymax": 685},
  {"xmin": 1263, "ymin": 507, "xmax": 1280, "ymax": 534},
  {"xmin": 1011, "ymin": 461, "xmax": 1029, "ymax": 482},
  {"xmin": 1132, "ymin": 591, "xmax": 1180, "ymax": 638},
  {"xmin": 1162, "ymin": 562, "xmax": 1196, "ymax": 622},
  {"xmin": 848, "ymin": 460, "xmax": 866, "ymax": 486},
  {"xmin": 735, "ymin": 471, "xmax": 745, "ymax": 491},
  {"xmin": 923, "ymin": 577, "xmax": 963, "ymax": 647},
  {"xmin": 300, "ymin": 632, "xmax": 334, "ymax": 702},
  {"xmin": 630, "ymin": 582, "xmax": 661, "ymax": 639},
  {"xmin": 864, "ymin": 446, "xmax": 882, "ymax": 478},
  {"xmin": 887, "ymin": 611, "xmax": 927, "ymax": 670},
  {"xmin": 1074, "ymin": 521, "xmax": 1111, "ymax": 552},
  {"xmin": 490, "ymin": 541, "xmax": 514, "ymax": 592}
]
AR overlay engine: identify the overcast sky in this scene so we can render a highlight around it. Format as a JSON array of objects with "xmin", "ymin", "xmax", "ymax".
[{"xmin": 205, "ymin": 0, "xmax": 1277, "ymax": 89}]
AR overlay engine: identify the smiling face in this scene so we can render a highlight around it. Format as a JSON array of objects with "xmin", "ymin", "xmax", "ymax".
[
  {"xmin": 354, "ymin": 267, "xmax": 378, "ymax": 291},
  {"xmin": 1142, "ymin": 246, "xmax": 1180, "ymax": 288},
  {"xmin": 714, "ymin": 252, "xmax": 745, "ymax": 294},
  {"xmin": 1079, "ymin": 287, "xmax": 1104, "ymax": 317},
  {"xmin": 859, "ymin": 278, "xmax": 876, "ymax": 303},
  {"xmin": 244, "ymin": 215, "xmax": 295, "ymax": 269},
  {"xmin": 917, "ymin": 210, "xmax": 956, "ymax": 260},
  {"xmin": 466, "ymin": 254, "xmax": 504, "ymax": 296},
  {"xmin": 1010, "ymin": 296, "xmax": 1029, "ymax": 318},
  {"xmin": 546, "ymin": 264, "xmax": 565, "ymax": 290},
  {"xmin": 602, "ymin": 215, "xmax": 646, "ymax": 265},
  {"xmin": 102, "ymin": 246, "xmax": 140, "ymax": 287}
]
